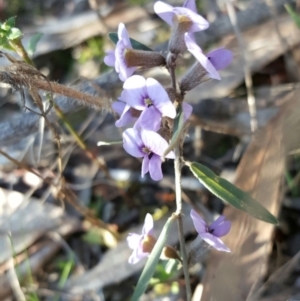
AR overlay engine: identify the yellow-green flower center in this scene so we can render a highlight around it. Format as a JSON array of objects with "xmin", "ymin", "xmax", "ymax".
[
  {"xmin": 142, "ymin": 147, "xmax": 151, "ymax": 154},
  {"xmin": 144, "ymin": 97, "xmax": 153, "ymax": 107}
]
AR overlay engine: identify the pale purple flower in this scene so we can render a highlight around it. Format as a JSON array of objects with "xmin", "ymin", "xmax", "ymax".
[
  {"xmin": 184, "ymin": 33, "xmax": 233, "ymax": 80},
  {"xmin": 103, "ymin": 23, "xmax": 136, "ymax": 81},
  {"xmin": 182, "ymin": 102, "xmax": 193, "ymax": 121},
  {"xmin": 112, "ymin": 101, "xmax": 138, "ymax": 127},
  {"xmin": 190, "ymin": 209, "xmax": 231, "ymax": 252},
  {"xmin": 103, "ymin": 50, "xmax": 115, "ymax": 67},
  {"xmin": 120, "ymin": 75, "xmax": 176, "ymax": 131},
  {"xmin": 123, "ymin": 128, "xmax": 175, "ymax": 181},
  {"xmin": 154, "ymin": 0, "xmax": 209, "ymax": 33},
  {"xmin": 127, "ymin": 213, "xmax": 155, "ymax": 264}
]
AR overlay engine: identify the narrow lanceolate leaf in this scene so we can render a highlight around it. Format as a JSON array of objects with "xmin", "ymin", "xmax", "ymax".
[
  {"xmin": 108, "ymin": 32, "xmax": 153, "ymax": 51},
  {"xmin": 188, "ymin": 162, "xmax": 278, "ymax": 224},
  {"xmin": 285, "ymin": 4, "xmax": 300, "ymax": 28},
  {"xmin": 27, "ymin": 32, "xmax": 43, "ymax": 56},
  {"xmin": 131, "ymin": 216, "xmax": 175, "ymax": 301},
  {"xmin": 163, "ymin": 104, "xmax": 184, "ymax": 158}
]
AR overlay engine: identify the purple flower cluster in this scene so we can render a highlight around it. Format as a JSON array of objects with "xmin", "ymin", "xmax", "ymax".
[
  {"xmin": 104, "ymin": 1, "xmax": 233, "ymax": 180},
  {"xmin": 127, "ymin": 211, "xmax": 231, "ymax": 264}
]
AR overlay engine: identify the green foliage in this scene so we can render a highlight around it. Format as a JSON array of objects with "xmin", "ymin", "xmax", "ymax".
[
  {"xmin": 27, "ymin": 32, "xmax": 43, "ymax": 56},
  {"xmin": 188, "ymin": 162, "xmax": 278, "ymax": 224},
  {"xmin": 108, "ymin": 32, "xmax": 153, "ymax": 51},
  {"xmin": 131, "ymin": 216, "xmax": 175, "ymax": 301},
  {"xmin": 77, "ymin": 37, "xmax": 105, "ymax": 64},
  {"xmin": 150, "ymin": 259, "xmax": 178, "ymax": 284},
  {"xmin": 285, "ymin": 4, "xmax": 300, "ymax": 28},
  {"xmin": 0, "ymin": 17, "xmax": 23, "ymax": 50},
  {"xmin": 83, "ymin": 228, "xmax": 104, "ymax": 245},
  {"xmin": 57, "ymin": 258, "xmax": 75, "ymax": 289},
  {"xmin": 128, "ymin": 0, "xmax": 149, "ymax": 5}
]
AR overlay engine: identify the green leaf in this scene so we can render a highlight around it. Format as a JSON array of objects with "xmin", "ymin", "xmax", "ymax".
[
  {"xmin": 27, "ymin": 32, "xmax": 43, "ymax": 56},
  {"xmin": 188, "ymin": 162, "xmax": 278, "ymax": 224},
  {"xmin": 7, "ymin": 27, "xmax": 22, "ymax": 40},
  {"xmin": 5, "ymin": 17, "xmax": 16, "ymax": 29},
  {"xmin": 108, "ymin": 32, "xmax": 153, "ymax": 51},
  {"xmin": 163, "ymin": 104, "xmax": 185, "ymax": 158},
  {"xmin": 285, "ymin": 4, "xmax": 300, "ymax": 28},
  {"xmin": 131, "ymin": 216, "xmax": 175, "ymax": 301},
  {"xmin": 0, "ymin": 36, "xmax": 13, "ymax": 50}
]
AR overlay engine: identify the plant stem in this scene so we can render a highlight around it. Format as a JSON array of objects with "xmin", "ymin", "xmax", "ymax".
[
  {"xmin": 168, "ymin": 54, "xmax": 192, "ymax": 300},
  {"xmin": 174, "ymin": 146, "xmax": 192, "ymax": 301},
  {"xmin": 9, "ymin": 39, "xmax": 35, "ymax": 66}
]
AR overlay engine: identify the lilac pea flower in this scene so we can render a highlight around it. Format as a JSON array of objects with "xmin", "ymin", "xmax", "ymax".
[
  {"xmin": 112, "ymin": 101, "xmax": 138, "ymax": 127},
  {"xmin": 103, "ymin": 50, "xmax": 115, "ymax": 67},
  {"xmin": 103, "ymin": 23, "xmax": 136, "ymax": 81},
  {"xmin": 190, "ymin": 209, "xmax": 231, "ymax": 252},
  {"xmin": 115, "ymin": 23, "xmax": 137, "ymax": 81},
  {"xmin": 121, "ymin": 75, "xmax": 176, "ymax": 131},
  {"xmin": 183, "ymin": 102, "xmax": 193, "ymax": 121},
  {"xmin": 154, "ymin": 1, "xmax": 209, "ymax": 33},
  {"xmin": 123, "ymin": 128, "xmax": 175, "ymax": 181},
  {"xmin": 184, "ymin": 33, "xmax": 233, "ymax": 80},
  {"xmin": 127, "ymin": 213, "xmax": 156, "ymax": 264}
]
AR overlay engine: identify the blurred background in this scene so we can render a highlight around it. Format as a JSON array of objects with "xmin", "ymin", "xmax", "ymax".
[{"xmin": 0, "ymin": 0, "xmax": 300, "ymax": 300}]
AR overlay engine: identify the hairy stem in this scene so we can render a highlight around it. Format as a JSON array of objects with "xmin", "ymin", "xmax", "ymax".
[
  {"xmin": 169, "ymin": 56, "xmax": 192, "ymax": 300},
  {"xmin": 174, "ymin": 146, "xmax": 192, "ymax": 301}
]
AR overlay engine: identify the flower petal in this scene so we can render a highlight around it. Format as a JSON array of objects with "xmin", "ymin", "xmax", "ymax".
[
  {"xmin": 173, "ymin": 7, "xmax": 209, "ymax": 32},
  {"xmin": 127, "ymin": 233, "xmax": 142, "ymax": 250},
  {"xmin": 115, "ymin": 23, "xmax": 136, "ymax": 81},
  {"xmin": 207, "ymin": 48, "xmax": 233, "ymax": 70},
  {"xmin": 142, "ymin": 213, "xmax": 154, "ymax": 235},
  {"xmin": 116, "ymin": 105, "xmax": 136, "ymax": 127},
  {"xmin": 190, "ymin": 209, "xmax": 207, "ymax": 234},
  {"xmin": 149, "ymin": 154, "xmax": 163, "ymax": 181},
  {"xmin": 140, "ymin": 129, "xmax": 170, "ymax": 156},
  {"xmin": 122, "ymin": 75, "xmax": 147, "ymax": 110},
  {"xmin": 104, "ymin": 50, "xmax": 116, "ymax": 67},
  {"xmin": 209, "ymin": 216, "xmax": 231, "ymax": 237},
  {"xmin": 112, "ymin": 101, "xmax": 126, "ymax": 115},
  {"xmin": 142, "ymin": 155, "xmax": 150, "ymax": 177},
  {"xmin": 182, "ymin": 102, "xmax": 193, "ymax": 121},
  {"xmin": 135, "ymin": 106, "xmax": 161, "ymax": 131},
  {"xmin": 123, "ymin": 128, "xmax": 144, "ymax": 158},
  {"xmin": 146, "ymin": 78, "xmax": 176, "ymax": 119},
  {"xmin": 200, "ymin": 232, "xmax": 231, "ymax": 252},
  {"xmin": 184, "ymin": 33, "xmax": 220, "ymax": 80},
  {"xmin": 154, "ymin": 1, "xmax": 175, "ymax": 26},
  {"xmin": 118, "ymin": 23, "xmax": 132, "ymax": 49},
  {"xmin": 128, "ymin": 245, "xmax": 148, "ymax": 264},
  {"xmin": 165, "ymin": 149, "xmax": 175, "ymax": 159},
  {"xmin": 183, "ymin": 0, "xmax": 197, "ymax": 12}
]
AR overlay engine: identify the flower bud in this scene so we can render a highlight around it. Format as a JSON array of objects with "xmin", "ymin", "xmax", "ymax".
[
  {"xmin": 179, "ymin": 62, "xmax": 208, "ymax": 92},
  {"xmin": 125, "ymin": 49, "xmax": 166, "ymax": 69},
  {"xmin": 168, "ymin": 15, "xmax": 193, "ymax": 54},
  {"xmin": 161, "ymin": 245, "xmax": 182, "ymax": 262},
  {"xmin": 142, "ymin": 234, "xmax": 157, "ymax": 253}
]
